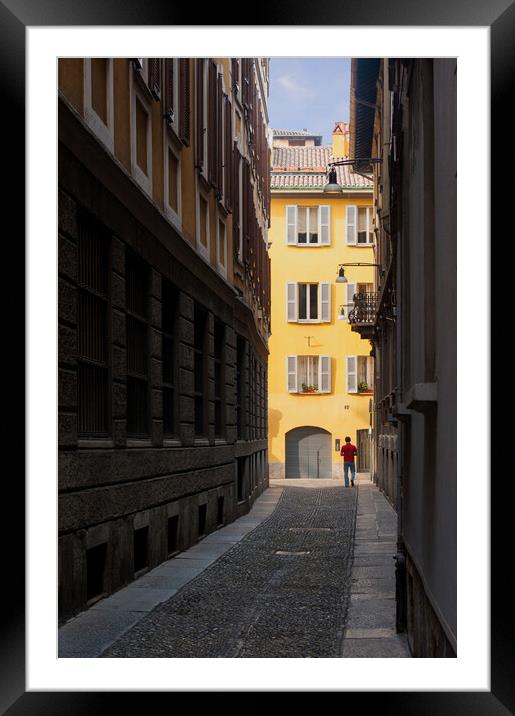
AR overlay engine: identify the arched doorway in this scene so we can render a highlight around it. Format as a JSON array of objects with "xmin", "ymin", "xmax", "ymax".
[{"xmin": 285, "ymin": 426, "xmax": 332, "ymax": 479}]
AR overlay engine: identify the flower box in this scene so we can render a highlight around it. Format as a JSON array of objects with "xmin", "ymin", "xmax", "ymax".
[{"xmin": 301, "ymin": 384, "xmax": 319, "ymax": 394}]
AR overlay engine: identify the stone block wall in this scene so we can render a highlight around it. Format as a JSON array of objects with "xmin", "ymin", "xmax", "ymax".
[{"xmin": 58, "ymin": 171, "xmax": 269, "ymax": 622}]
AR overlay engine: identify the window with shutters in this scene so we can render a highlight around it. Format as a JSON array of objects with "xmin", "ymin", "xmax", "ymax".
[
  {"xmin": 286, "ymin": 205, "xmax": 331, "ymax": 246},
  {"xmin": 207, "ymin": 61, "xmax": 219, "ymax": 188},
  {"xmin": 286, "ymin": 355, "xmax": 331, "ymax": 394},
  {"xmin": 344, "ymin": 282, "xmax": 356, "ymax": 318},
  {"xmin": 235, "ymin": 151, "xmax": 243, "ymax": 262},
  {"xmin": 232, "ymin": 58, "xmax": 241, "ymax": 102},
  {"xmin": 223, "ymin": 93, "xmax": 232, "ymax": 211},
  {"xmin": 84, "ymin": 59, "xmax": 114, "ymax": 152},
  {"xmin": 347, "ymin": 205, "xmax": 374, "ymax": 245},
  {"xmin": 163, "ymin": 59, "xmax": 179, "ymax": 135},
  {"xmin": 178, "ymin": 58, "xmax": 191, "ymax": 145},
  {"xmin": 217, "ymin": 216, "xmax": 227, "ymax": 277},
  {"xmin": 162, "ymin": 280, "xmax": 178, "ymax": 438},
  {"xmin": 236, "ymin": 335, "xmax": 246, "ymax": 439},
  {"xmin": 164, "ymin": 137, "xmax": 181, "ymax": 228},
  {"xmin": 126, "ymin": 252, "xmax": 150, "ymax": 438},
  {"xmin": 234, "ymin": 108, "xmax": 242, "ymax": 143},
  {"xmin": 214, "ymin": 320, "xmax": 225, "ymax": 438},
  {"xmin": 357, "ymin": 355, "xmax": 374, "ymax": 391},
  {"xmin": 132, "ymin": 58, "xmax": 161, "ymax": 99},
  {"xmin": 193, "ymin": 304, "xmax": 208, "ymax": 438},
  {"xmin": 286, "ymin": 282, "xmax": 331, "ymax": 323},
  {"xmin": 195, "ymin": 59, "xmax": 208, "ymax": 174},
  {"xmin": 196, "ymin": 188, "xmax": 210, "ymax": 260},
  {"xmin": 147, "ymin": 58, "xmax": 161, "ymax": 100},
  {"xmin": 357, "ymin": 206, "xmax": 374, "ymax": 244},
  {"xmin": 77, "ymin": 214, "xmax": 110, "ymax": 438},
  {"xmin": 347, "ymin": 355, "xmax": 374, "ymax": 393},
  {"xmin": 130, "ymin": 74, "xmax": 153, "ymax": 196}
]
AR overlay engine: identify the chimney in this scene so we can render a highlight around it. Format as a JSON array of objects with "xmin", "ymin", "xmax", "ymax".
[{"xmin": 332, "ymin": 121, "xmax": 350, "ymax": 158}]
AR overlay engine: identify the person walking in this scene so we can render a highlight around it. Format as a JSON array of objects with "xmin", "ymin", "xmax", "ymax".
[{"xmin": 340, "ymin": 436, "xmax": 358, "ymax": 487}]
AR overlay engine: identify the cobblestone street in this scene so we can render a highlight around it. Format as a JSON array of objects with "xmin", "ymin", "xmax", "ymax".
[
  {"xmin": 101, "ymin": 483, "xmax": 357, "ymax": 658},
  {"xmin": 58, "ymin": 476, "xmax": 409, "ymax": 659}
]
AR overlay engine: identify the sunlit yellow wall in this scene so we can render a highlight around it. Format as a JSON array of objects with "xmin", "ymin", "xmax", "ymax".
[{"xmin": 268, "ymin": 193, "xmax": 375, "ymax": 476}]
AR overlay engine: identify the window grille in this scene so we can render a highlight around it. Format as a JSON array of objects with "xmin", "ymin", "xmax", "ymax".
[
  {"xmin": 194, "ymin": 305, "xmax": 207, "ymax": 436},
  {"xmin": 214, "ymin": 320, "xmax": 225, "ymax": 438},
  {"xmin": 236, "ymin": 336, "xmax": 245, "ymax": 439},
  {"xmin": 126, "ymin": 252, "xmax": 149, "ymax": 437},
  {"xmin": 162, "ymin": 280, "xmax": 178, "ymax": 437},
  {"xmin": 77, "ymin": 215, "xmax": 110, "ymax": 437}
]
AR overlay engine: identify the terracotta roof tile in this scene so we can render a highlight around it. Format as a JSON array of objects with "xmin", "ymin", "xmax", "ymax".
[
  {"xmin": 272, "ymin": 128, "xmax": 317, "ymax": 137},
  {"xmin": 271, "ymin": 146, "xmax": 372, "ymax": 190}
]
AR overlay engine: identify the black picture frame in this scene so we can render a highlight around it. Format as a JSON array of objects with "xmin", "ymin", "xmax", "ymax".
[{"xmin": 2, "ymin": 0, "xmax": 511, "ymax": 712}]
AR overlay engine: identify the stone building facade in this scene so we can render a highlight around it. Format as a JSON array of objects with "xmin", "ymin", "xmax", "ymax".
[
  {"xmin": 58, "ymin": 58, "xmax": 271, "ymax": 622},
  {"xmin": 350, "ymin": 58, "xmax": 457, "ymax": 657}
]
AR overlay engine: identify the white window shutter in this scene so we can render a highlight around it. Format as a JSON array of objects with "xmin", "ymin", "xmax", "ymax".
[
  {"xmin": 367, "ymin": 356, "xmax": 374, "ymax": 386},
  {"xmin": 347, "ymin": 355, "xmax": 357, "ymax": 393},
  {"xmin": 345, "ymin": 282, "xmax": 356, "ymax": 317},
  {"xmin": 287, "ymin": 356, "xmax": 298, "ymax": 393},
  {"xmin": 346, "ymin": 205, "xmax": 357, "ymax": 245},
  {"xmin": 319, "ymin": 356, "xmax": 331, "ymax": 393},
  {"xmin": 319, "ymin": 205, "xmax": 331, "ymax": 245},
  {"xmin": 286, "ymin": 282, "xmax": 298, "ymax": 322},
  {"xmin": 286, "ymin": 205, "xmax": 297, "ymax": 245},
  {"xmin": 319, "ymin": 282, "xmax": 331, "ymax": 322}
]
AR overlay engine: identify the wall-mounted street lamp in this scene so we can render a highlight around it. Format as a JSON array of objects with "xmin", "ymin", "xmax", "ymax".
[
  {"xmin": 335, "ymin": 263, "xmax": 382, "ymax": 283},
  {"xmin": 323, "ymin": 158, "xmax": 382, "ymax": 193}
]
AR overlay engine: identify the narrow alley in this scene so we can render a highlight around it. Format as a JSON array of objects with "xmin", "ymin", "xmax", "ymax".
[
  {"xmin": 59, "ymin": 475, "xmax": 409, "ymax": 659},
  {"xmin": 55, "ymin": 56, "xmax": 457, "ymax": 666}
]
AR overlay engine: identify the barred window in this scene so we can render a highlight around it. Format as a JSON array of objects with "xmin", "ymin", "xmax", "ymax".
[
  {"xmin": 249, "ymin": 352, "xmax": 256, "ymax": 440},
  {"xmin": 194, "ymin": 304, "xmax": 207, "ymax": 437},
  {"xmin": 126, "ymin": 252, "xmax": 149, "ymax": 437},
  {"xmin": 162, "ymin": 280, "xmax": 178, "ymax": 437},
  {"xmin": 236, "ymin": 336, "xmax": 245, "ymax": 439},
  {"xmin": 214, "ymin": 320, "xmax": 225, "ymax": 438},
  {"xmin": 77, "ymin": 215, "xmax": 110, "ymax": 437}
]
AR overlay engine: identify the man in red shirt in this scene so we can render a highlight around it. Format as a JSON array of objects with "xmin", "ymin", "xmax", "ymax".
[{"xmin": 340, "ymin": 436, "xmax": 358, "ymax": 487}]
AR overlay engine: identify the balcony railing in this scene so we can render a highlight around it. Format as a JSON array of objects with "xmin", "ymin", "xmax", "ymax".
[{"xmin": 348, "ymin": 292, "xmax": 378, "ymax": 325}]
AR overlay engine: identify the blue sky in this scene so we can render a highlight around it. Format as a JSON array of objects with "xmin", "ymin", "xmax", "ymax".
[{"xmin": 269, "ymin": 58, "xmax": 351, "ymax": 145}]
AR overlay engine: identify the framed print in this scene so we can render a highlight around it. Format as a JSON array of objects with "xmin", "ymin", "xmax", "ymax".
[{"xmin": 2, "ymin": 0, "xmax": 512, "ymax": 711}]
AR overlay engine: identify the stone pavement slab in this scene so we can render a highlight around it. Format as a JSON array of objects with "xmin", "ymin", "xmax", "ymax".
[
  {"xmin": 352, "ymin": 564, "xmax": 394, "ymax": 579},
  {"xmin": 58, "ymin": 609, "xmax": 143, "ymax": 658},
  {"xmin": 352, "ymin": 555, "xmax": 394, "ymax": 567},
  {"xmin": 351, "ymin": 577, "xmax": 396, "ymax": 595},
  {"xmin": 340, "ymin": 476, "xmax": 411, "ymax": 658},
  {"xmin": 342, "ymin": 637, "xmax": 410, "ymax": 657},
  {"xmin": 345, "ymin": 627, "xmax": 397, "ymax": 639}
]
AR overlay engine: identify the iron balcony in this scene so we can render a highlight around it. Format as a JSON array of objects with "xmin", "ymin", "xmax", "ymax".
[{"xmin": 348, "ymin": 292, "xmax": 378, "ymax": 338}]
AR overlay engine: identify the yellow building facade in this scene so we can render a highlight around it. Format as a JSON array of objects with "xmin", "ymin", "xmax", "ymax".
[{"xmin": 268, "ymin": 128, "xmax": 375, "ymax": 479}]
